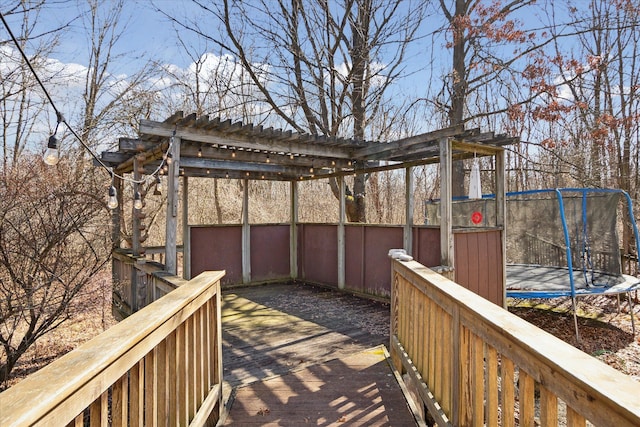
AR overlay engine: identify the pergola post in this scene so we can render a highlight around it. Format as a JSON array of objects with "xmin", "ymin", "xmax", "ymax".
[
  {"xmin": 242, "ymin": 178, "xmax": 251, "ymax": 284},
  {"xmin": 290, "ymin": 180, "xmax": 298, "ymax": 279},
  {"xmin": 439, "ymin": 137, "xmax": 455, "ymax": 279},
  {"xmin": 132, "ymin": 156, "xmax": 142, "ymax": 257},
  {"xmin": 111, "ymin": 175, "xmax": 122, "ymax": 251},
  {"xmin": 165, "ymin": 136, "xmax": 181, "ymax": 275},
  {"xmin": 338, "ymin": 176, "xmax": 346, "ymax": 289},
  {"xmin": 496, "ymin": 150, "xmax": 507, "ymax": 307},
  {"xmin": 182, "ymin": 176, "xmax": 190, "ymax": 280},
  {"xmin": 404, "ymin": 167, "xmax": 414, "ymax": 255}
]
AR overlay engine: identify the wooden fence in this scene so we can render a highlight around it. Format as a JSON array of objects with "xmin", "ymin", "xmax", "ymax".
[
  {"xmin": 0, "ymin": 271, "xmax": 225, "ymax": 427},
  {"xmin": 390, "ymin": 259, "xmax": 640, "ymax": 426}
]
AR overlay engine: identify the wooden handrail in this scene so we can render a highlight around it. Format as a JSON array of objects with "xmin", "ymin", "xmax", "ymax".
[
  {"xmin": 0, "ymin": 270, "xmax": 225, "ymax": 427},
  {"xmin": 390, "ymin": 259, "xmax": 640, "ymax": 426}
]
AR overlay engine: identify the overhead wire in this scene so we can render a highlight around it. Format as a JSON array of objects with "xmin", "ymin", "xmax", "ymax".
[{"xmin": 0, "ymin": 11, "xmax": 171, "ymax": 185}]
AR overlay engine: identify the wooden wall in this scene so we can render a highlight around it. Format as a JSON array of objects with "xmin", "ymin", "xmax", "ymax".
[
  {"xmin": 189, "ymin": 224, "xmax": 503, "ymax": 305},
  {"xmin": 345, "ymin": 225, "xmax": 404, "ymax": 297},
  {"xmin": 190, "ymin": 225, "xmax": 242, "ymax": 285},
  {"xmin": 298, "ymin": 224, "xmax": 339, "ymax": 287},
  {"xmin": 454, "ymin": 229, "xmax": 503, "ymax": 306}
]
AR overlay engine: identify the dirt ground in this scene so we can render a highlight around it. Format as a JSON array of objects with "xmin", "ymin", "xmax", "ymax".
[
  {"xmin": 3, "ymin": 279, "xmax": 639, "ymax": 390},
  {"xmin": 508, "ymin": 293, "xmax": 640, "ymax": 382}
]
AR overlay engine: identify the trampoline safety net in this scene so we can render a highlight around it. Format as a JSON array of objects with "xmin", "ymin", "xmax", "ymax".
[
  {"xmin": 425, "ymin": 189, "xmax": 635, "ymax": 289},
  {"xmin": 506, "ymin": 190, "xmax": 622, "ymax": 287}
]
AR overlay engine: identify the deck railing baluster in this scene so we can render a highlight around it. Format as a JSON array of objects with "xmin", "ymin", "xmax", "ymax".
[
  {"xmin": 0, "ymin": 271, "xmax": 225, "ymax": 427},
  {"xmin": 390, "ymin": 259, "xmax": 640, "ymax": 426}
]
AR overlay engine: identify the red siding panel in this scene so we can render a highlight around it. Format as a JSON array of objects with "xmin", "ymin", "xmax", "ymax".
[
  {"xmin": 454, "ymin": 230, "xmax": 503, "ymax": 306},
  {"xmin": 190, "ymin": 225, "xmax": 242, "ymax": 285},
  {"xmin": 299, "ymin": 224, "xmax": 338, "ymax": 287},
  {"xmin": 413, "ymin": 227, "xmax": 441, "ymax": 267},
  {"xmin": 251, "ymin": 225, "xmax": 290, "ymax": 282}
]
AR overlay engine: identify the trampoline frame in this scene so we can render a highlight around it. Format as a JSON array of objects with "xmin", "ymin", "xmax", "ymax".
[{"xmin": 504, "ymin": 188, "xmax": 640, "ymax": 340}]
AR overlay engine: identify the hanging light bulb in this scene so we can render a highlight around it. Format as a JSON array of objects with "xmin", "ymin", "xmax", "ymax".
[
  {"xmin": 154, "ymin": 176, "xmax": 162, "ymax": 195},
  {"xmin": 197, "ymin": 146, "xmax": 203, "ymax": 157},
  {"xmin": 43, "ymin": 135, "xmax": 59, "ymax": 165},
  {"xmin": 134, "ymin": 191, "xmax": 143, "ymax": 210},
  {"xmin": 232, "ymin": 149, "xmax": 237, "ymax": 158},
  {"xmin": 225, "ymin": 171, "xmax": 230, "ymax": 179},
  {"xmin": 266, "ymin": 154, "xmax": 270, "ymax": 163},
  {"xmin": 166, "ymin": 152, "xmax": 173, "ymax": 165},
  {"xmin": 289, "ymin": 153, "xmax": 294, "ymax": 160},
  {"xmin": 107, "ymin": 185, "xmax": 118, "ymax": 209},
  {"xmin": 43, "ymin": 112, "xmax": 63, "ymax": 166},
  {"xmin": 309, "ymin": 163, "xmax": 314, "ymax": 174}
]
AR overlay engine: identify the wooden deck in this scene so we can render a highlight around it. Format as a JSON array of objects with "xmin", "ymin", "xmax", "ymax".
[{"xmin": 220, "ymin": 283, "xmax": 418, "ymax": 426}]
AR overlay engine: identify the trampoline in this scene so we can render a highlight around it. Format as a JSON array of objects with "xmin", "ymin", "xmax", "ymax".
[{"xmin": 426, "ymin": 188, "xmax": 640, "ymax": 340}]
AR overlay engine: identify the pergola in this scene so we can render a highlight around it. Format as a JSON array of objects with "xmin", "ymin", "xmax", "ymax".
[{"xmin": 100, "ymin": 111, "xmax": 517, "ymax": 309}]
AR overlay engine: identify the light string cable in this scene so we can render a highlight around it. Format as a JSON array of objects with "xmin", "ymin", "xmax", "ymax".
[{"xmin": 0, "ymin": 11, "xmax": 173, "ymax": 185}]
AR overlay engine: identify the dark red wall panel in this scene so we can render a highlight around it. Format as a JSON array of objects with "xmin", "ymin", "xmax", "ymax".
[
  {"xmin": 413, "ymin": 227, "xmax": 441, "ymax": 267},
  {"xmin": 190, "ymin": 225, "xmax": 242, "ymax": 285},
  {"xmin": 454, "ymin": 229, "xmax": 503, "ymax": 306},
  {"xmin": 298, "ymin": 224, "xmax": 338, "ymax": 287},
  {"xmin": 251, "ymin": 225, "xmax": 290, "ymax": 282},
  {"xmin": 361, "ymin": 226, "xmax": 403, "ymax": 297}
]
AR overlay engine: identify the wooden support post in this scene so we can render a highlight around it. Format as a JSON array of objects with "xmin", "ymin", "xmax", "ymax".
[
  {"xmin": 165, "ymin": 136, "xmax": 181, "ymax": 275},
  {"xmin": 496, "ymin": 150, "xmax": 506, "ymax": 307},
  {"xmin": 439, "ymin": 137, "xmax": 455, "ymax": 279},
  {"xmin": 242, "ymin": 178, "xmax": 251, "ymax": 284},
  {"xmin": 183, "ymin": 176, "xmax": 190, "ymax": 280},
  {"xmin": 132, "ymin": 158, "xmax": 142, "ymax": 257},
  {"xmin": 290, "ymin": 181, "xmax": 298, "ymax": 279},
  {"xmin": 338, "ymin": 176, "xmax": 346, "ymax": 289},
  {"xmin": 111, "ymin": 175, "xmax": 122, "ymax": 251},
  {"xmin": 404, "ymin": 167, "xmax": 414, "ymax": 255}
]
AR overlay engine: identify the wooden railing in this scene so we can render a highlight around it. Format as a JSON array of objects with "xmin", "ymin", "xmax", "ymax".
[
  {"xmin": 113, "ymin": 249, "xmax": 187, "ymax": 319},
  {"xmin": 390, "ymin": 259, "xmax": 640, "ymax": 426},
  {"xmin": 0, "ymin": 270, "xmax": 225, "ymax": 427}
]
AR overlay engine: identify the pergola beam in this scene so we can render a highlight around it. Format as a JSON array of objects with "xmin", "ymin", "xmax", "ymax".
[{"xmin": 139, "ymin": 120, "xmax": 355, "ymax": 159}]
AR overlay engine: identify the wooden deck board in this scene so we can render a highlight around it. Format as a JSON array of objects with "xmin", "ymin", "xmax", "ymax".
[
  {"xmin": 224, "ymin": 347, "xmax": 417, "ymax": 426},
  {"xmin": 221, "ymin": 283, "xmax": 417, "ymax": 425},
  {"xmin": 222, "ymin": 283, "xmax": 392, "ymax": 386}
]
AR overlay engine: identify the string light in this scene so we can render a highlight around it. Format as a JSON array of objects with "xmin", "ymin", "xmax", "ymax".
[
  {"xmin": 231, "ymin": 149, "xmax": 236, "ymax": 158},
  {"xmin": 225, "ymin": 171, "xmax": 230, "ymax": 179},
  {"xmin": 154, "ymin": 176, "xmax": 162, "ymax": 195},
  {"xmin": 107, "ymin": 185, "xmax": 118, "ymax": 209},
  {"xmin": 43, "ymin": 112, "xmax": 63, "ymax": 166},
  {"xmin": 1, "ymin": 12, "xmax": 177, "ymax": 212},
  {"xmin": 266, "ymin": 154, "xmax": 270, "ymax": 163},
  {"xmin": 166, "ymin": 152, "xmax": 173, "ymax": 165},
  {"xmin": 134, "ymin": 191, "xmax": 143, "ymax": 210},
  {"xmin": 289, "ymin": 153, "xmax": 294, "ymax": 160},
  {"xmin": 197, "ymin": 146, "xmax": 202, "ymax": 157}
]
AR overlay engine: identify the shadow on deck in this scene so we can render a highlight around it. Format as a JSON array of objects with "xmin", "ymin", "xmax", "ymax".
[{"xmin": 220, "ymin": 282, "xmax": 418, "ymax": 426}]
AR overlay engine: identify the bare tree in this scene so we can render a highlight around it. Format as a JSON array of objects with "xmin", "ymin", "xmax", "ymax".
[
  {"xmin": 436, "ymin": 0, "xmax": 544, "ymax": 195},
  {"xmin": 0, "ymin": 157, "xmax": 110, "ymax": 387},
  {"xmin": 0, "ymin": 1, "xmax": 67, "ymax": 170},
  {"xmin": 532, "ymin": 0, "xmax": 640, "ymax": 256},
  {"xmin": 166, "ymin": 0, "xmax": 426, "ymax": 222}
]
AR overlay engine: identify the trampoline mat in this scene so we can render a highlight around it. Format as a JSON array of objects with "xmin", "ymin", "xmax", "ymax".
[{"xmin": 506, "ymin": 264, "xmax": 640, "ymax": 298}]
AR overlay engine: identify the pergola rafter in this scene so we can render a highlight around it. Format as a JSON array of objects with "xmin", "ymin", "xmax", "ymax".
[{"xmin": 99, "ymin": 111, "xmax": 517, "ymax": 180}]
